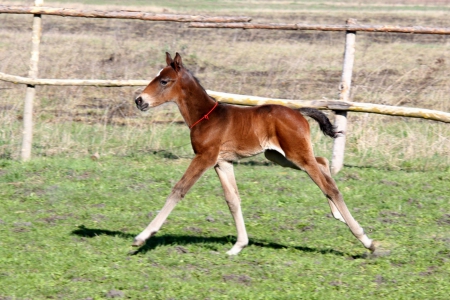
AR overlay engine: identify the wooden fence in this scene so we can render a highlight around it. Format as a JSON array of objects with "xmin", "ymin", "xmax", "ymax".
[{"xmin": 1, "ymin": 2, "xmax": 449, "ymax": 174}]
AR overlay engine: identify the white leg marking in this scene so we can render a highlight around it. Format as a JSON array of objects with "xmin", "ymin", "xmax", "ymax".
[
  {"xmin": 215, "ymin": 161, "xmax": 249, "ymax": 255},
  {"xmin": 328, "ymin": 199, "xmax": 346, "ymax": 223},
  {"xmin": 134, "ymin": 191, "xmax": 181, "ymax": 245},
  {"xmin": 360, "ymin": 233, "xmax": 373, "ymax": 249}
]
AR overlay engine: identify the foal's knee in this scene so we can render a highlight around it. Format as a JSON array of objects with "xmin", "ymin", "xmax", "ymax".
[{"xmin": 170, "ymin": 187, "xmax": 186, "ymax": 202}]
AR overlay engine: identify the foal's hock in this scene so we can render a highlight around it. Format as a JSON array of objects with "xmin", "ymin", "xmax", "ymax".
[{"xmin": 133, "ymin": 52, "xmax": 377, "ymax": 255}]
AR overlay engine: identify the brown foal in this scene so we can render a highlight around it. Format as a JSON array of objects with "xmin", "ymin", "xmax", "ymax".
[{"xmin": 134, "ymin": 52, "xmax": 377, "ymax": 255}]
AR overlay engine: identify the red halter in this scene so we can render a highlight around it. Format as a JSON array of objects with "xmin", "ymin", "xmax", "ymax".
[{"xmin": 189, "ymin": 101, "xmax": 218, "ymax": 129}]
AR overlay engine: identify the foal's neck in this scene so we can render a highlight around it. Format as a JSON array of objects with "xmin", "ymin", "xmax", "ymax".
[{"xmin": 176, "ymin": 73, "xmax": 216, "ymax": 128}]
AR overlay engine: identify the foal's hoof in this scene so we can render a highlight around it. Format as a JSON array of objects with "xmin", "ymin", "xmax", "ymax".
[
  {"xmin": 365, "ymin": 241, "xmax": 391, "ymax": 258},
  {"xmin": 132, "ymin": 238, "xmax": 145, "ymax": 247},
  {"xmin": 371, "ymin": 248, "xmax": 391, "ymax": 258},
  {"xmin": 369, "ymin": 240, "xmax": 380, "ymax": 253}
]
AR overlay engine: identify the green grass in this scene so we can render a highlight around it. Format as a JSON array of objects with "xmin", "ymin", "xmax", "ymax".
[{"xmin": 1, "ymin": 155, "xmax": 449, "ymax": 299}]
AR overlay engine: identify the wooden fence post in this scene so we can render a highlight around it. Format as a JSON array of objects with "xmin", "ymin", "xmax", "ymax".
[
  {"xmin": 331, "ymin": 19, "xmax": 357, "ymax": 175},
  {"xmin": 21, "ymin": 0, "xmax": 43, "ymax": 161}
]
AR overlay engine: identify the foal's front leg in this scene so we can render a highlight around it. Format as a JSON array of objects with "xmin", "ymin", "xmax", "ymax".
[
  {"xmin": 133, "ymin": 154, "xmax": 216, "ymax": 247},
  {"xmin": 215, "ymin": 161, "xmax": 249, "ymax": 255}
]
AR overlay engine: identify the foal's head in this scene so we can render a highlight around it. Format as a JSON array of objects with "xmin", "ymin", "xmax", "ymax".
[{"xmin": 135, "ymin": 52, "xmax": 191, "ymax": 111}]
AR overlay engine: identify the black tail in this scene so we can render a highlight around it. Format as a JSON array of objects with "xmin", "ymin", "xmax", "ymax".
[{"xmin": 299, "ymin": 107, "xmax": 341, "ymax": 138}]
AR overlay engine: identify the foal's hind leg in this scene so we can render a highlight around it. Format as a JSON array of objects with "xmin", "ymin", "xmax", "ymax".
[
  {"xmin": 299, "ymin": 155, "xmax": 375, "ymax": 251},
  {"xmin": 265, "ymin": 150, "xmax": 345, "ymax": 224},
  {"xmin": 265, "ymin": 149, "xmax": 375, "ymax": 251},
  {"xmin": 315, "ymin": 157, "xmax": 346, "ymax": 224},
  {"xmin": 215, "ymin": 161, "xmax": 249, "ymax": 255},
  {"xmin": 271, "ymin": 144, "xmax": 374, "ymax": 252}
]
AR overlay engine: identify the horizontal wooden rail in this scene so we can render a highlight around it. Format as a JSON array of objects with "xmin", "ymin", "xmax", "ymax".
[
  {"xmin": 1, "ymin": 72, "xmax": 449, "ymax": 123},
  {"xmin": 189, "ymin": 22, "xmax": 450, "ymax": 35},
  {"xmin": 0, "ymin": 72, "xmax": 148, "ymax": 87},
  {"xmin": 0, "ymin": 5, "xmax": 251, "ymax": 23},
  {"xmin": 207, "ymin": 91, "xmax": 450, "ymax": 123}
]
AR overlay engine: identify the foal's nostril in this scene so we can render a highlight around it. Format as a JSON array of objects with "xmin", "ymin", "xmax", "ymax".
[{"xmin": 135, "ymin": 96, "xmax": 142, "ymax": 106}]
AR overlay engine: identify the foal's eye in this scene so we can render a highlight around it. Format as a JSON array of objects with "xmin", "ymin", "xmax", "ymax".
[{"xmin": 160, "ymin": 79, "xmax": 168, "ymax": 86}]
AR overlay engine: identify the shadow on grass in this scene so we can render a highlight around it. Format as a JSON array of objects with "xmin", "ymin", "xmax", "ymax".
[{"xmin": 71, "ymin": 225, "xmax": 366, "ymax": 259}]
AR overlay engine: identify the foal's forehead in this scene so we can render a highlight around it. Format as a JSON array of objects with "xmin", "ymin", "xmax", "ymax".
[{"xmin": 155, "ymin": 66, "xmax": 176, "ymax": 78}]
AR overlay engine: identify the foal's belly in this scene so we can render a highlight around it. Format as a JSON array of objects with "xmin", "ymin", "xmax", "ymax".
[
  {"xmin": 217, "ymin": 136, "xmax": 283, "ymax": 162},
  {"xmin": 218, "ymin": 146, "xmax": 265, "ymax": 162}
]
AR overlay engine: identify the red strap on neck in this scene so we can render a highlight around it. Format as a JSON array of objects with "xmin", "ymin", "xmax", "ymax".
[{"xmin": 189, "ymin": 101, "xmax": 218, "ymax": 129}]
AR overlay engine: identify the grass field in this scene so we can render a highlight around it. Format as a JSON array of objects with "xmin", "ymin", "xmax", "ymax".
[
  {"xmin": 0, "ymin": 0, "xmax": 450, "ymax": 299},
  {"xmin": 0, "ymin": 156, "xmax": 449, "ymax": 299}
]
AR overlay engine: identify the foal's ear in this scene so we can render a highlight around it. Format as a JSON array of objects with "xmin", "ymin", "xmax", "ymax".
[
  {"xmin": 173, "ymin": 52, "xmax": 183, "ymax": 72},
  {"xmin": 165, "ymin": 52, "xmax": 173, "ymax": 66}
]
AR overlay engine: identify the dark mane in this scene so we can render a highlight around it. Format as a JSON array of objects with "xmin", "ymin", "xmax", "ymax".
[
  {"xmin": 188, "ymin": 69, "xmax": 202, "ymax": 85},
  {"xmin": 188, "ymin": 69, "xmax": 216, "ymax": 101}
]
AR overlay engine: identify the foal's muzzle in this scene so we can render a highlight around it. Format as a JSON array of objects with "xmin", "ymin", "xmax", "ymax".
[{"xmin": 135, "ymin": 96, "xmax": 149, "ymax": 111}]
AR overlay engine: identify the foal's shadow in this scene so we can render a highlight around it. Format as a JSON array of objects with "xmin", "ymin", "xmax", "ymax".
[{"xmin": 71, "ymin": 225, "xmax": 365, "ymax": 258}]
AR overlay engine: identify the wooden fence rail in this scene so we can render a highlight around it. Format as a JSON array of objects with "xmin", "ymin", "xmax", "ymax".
[
  {"xmin": 0, "ymin": 72, "xmax": 148, "ymax": 87},
  {"xmin": 2, "ymin": 72, "xmax": 449, "ymax": 124},
  {"xmin": 0, "ymin": 5, "xmax": 251, "ymax": 23},
  {"xmin": 189, "ymin": 22, "xmax": 450, "ymax": 34},
  {"xmin": 1, "ymin": 3, "xmax": 449, "ymax": 173}
]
